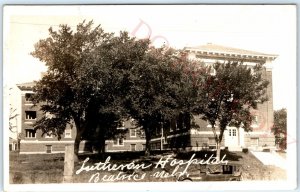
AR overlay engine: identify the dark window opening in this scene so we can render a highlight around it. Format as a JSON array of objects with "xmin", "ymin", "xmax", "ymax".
[
  {"xmin": 25, "ymin": 129, "xmax": 36, "ymax": 138},
  {"xmin": 25, "ymin": 111, "xmax": 36, "ymax": 120},
  {"xmin": 25, "ymin": 93, "xmax": 34, "ymax": 102}
]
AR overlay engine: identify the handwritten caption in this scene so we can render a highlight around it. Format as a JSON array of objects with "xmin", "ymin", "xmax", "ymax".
[{"xmin": 75, "ymin": 153, "xmax": 228, "ymax": 182}]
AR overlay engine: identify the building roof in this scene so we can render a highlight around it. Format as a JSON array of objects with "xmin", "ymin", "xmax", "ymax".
[
  {"xmin": 16, "ymin": 82, "xmax": 36, "ymax": 91},
  {"xmin": 184, "ymin": 43, "xmax": 278, "ymax": 61}
]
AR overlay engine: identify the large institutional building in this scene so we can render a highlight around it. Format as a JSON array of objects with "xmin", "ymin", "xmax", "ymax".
[{"xmin": 15, "ymin": 44, "xmax": 277, "ymax": 154}]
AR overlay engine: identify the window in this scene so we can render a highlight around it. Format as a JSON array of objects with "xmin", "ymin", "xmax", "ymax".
[
  {"xmin": 252, "ymin": 115, "xmax": 259, "ymax": 126},
  {"xmin": 130, "ymin": 144, "xmax": 136, "ymax": 151},
  {"xmin": 232, "ymin": 129, "xmax": 237, "ymax": 136},
  {"xmin": 25, "ymin": 111, "xmax": 36, "ymax": 120},
  {"xmin": 25, "ymin": 129, "xmax": 36, "ymax": 138},
  {"xmin": 113, "ymin": 138, "xmax": 124, "ymax": 146},
  {"xmin": 130, "ymin": 129, "xmax": 136, "ymax": 137},
  {"xmin": 250, "ymin": 138, "xmax": 259, "ymax": 146},
  {"xmin": 170, "ymin": 119, "xmax": 177, "ymax": 132},
  {"xmin": 25, "ymin": 93, "xmax": 34, "ymax": 102},
  {"xmin": 64, "ymin": 129, "xmax": 72, "ymax": 138},
  {"xmin": 229, "ymin": 129, "xmax": 237, "ymax": 137},
  {"xmin": 113, "ymin": 138, "xmax": 118, "ymax": 145},
  {"xmin": 119, "ymin": 138, "xmax": 124, "ymax": 145},
  {"xmin": 46, "ymin": 145, "xmax": 52, "ymax": 153}
]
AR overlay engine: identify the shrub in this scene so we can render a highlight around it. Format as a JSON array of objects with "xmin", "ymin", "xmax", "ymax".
[{"xmin": 242, "ymin": 148, "xmax": 248, "ymax": 153}]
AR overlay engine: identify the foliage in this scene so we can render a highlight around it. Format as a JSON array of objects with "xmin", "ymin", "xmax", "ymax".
[
  {"xmin": 124, "ymin": 47, "xmax": 197, "ymax": 155},
  {"xmin": 272, "ymin": 108, "xmax": 287, "ymax": 150},
  {"xmin": 32, "ymin": 20, "xmax": 111, "ymax": 131},
  {"xmin": 193, "ymin": 61, "xmax": 269, "ymax": 159},
  {"xmin": 31, "ymin": 20, "xmax": 153, "ymax": 156}
]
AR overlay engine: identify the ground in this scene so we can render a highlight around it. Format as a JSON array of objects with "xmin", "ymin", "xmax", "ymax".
[{"xmin": 9, "ymin": 150, "xmax": 286, "ymax": 184}]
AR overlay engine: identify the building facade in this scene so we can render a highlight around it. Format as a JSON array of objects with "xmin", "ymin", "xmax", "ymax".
[
  {"xmin": 17, "ymin": 82, "xmax": 145, "ymax": 154},
  {"xmin": 104, "ymin": 120, "xmax": 146, "ymax": 152},
  {"xmin": 150, "ymin": 43, "xmax": 277, "ymax": 152}
]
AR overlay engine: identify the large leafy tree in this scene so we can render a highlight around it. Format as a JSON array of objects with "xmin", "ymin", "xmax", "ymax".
[
  {"xmin": 125, "ymin": 47, "xmax": 196, "ymax": 156},
  {"xmin": 272, "ymin": 108, "xmax": 287, "ymax": 150},
  {"xmin": 31, "ymin": 21, "xmax": 114, "ymax": 160},
  {"xmin": 31, "ymin": 20, "xmax": 150, "ymax": 160},
  {"xmin": 80, "ymin": 31, "xmax": 150, "ymax": 153},
  {"xmin": 194, "ymin": 62, "xmax": 269, "ymax": 160}
]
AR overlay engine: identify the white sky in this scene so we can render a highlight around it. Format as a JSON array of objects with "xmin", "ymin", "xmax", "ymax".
[{"xmin": 3, "ymin": 5, "xmax": 297, "ymax": 110}]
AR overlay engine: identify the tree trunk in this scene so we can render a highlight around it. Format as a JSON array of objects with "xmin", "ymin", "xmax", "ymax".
[
  {"xmin": 73, "ymin": 119, "xmax": 86, "ymax": 162},
  {"xmin": 98, "ymin": 133, "xmax": 106, "ymax": 155},
  {"xmin": 216, "ymin": 141, "xmax": 221, "ymax": 161},
  {"xmin": 144, "ymin": 126, "xmax": 151, "ymax": 157},
  {"xmin": 74, "ymin": 133, "xmax": 81, "ymax": 163},
  {"xmin": 211, "ymin": 125, "xmax": 221, "ymax": 161},
  {"xmin": 216, "ymin": 126, "xmax": 225, "ymax": 162}
]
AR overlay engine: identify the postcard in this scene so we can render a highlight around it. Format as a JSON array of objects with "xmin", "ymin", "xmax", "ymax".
[{"xmin": 3, "ymin": 4, "xmax": 297, "ymax": 192}]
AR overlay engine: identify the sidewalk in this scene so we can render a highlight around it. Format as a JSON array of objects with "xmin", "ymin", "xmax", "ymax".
[{"xmin": 250, "ymin": 151, "xmax": 286, "ymax": 169}]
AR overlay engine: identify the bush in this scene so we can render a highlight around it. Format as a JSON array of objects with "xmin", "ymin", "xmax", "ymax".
[{"xmin": 242, "ymin": 148, "xmax": 248, "ymax": 153}]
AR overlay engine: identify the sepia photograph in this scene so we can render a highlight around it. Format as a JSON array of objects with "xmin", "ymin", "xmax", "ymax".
[{"xmin": 3, "ymin": 4, "xmax": 297, "ymax": 191}]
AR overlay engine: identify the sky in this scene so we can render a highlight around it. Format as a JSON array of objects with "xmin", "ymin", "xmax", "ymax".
[{"xmin": 3, "ymin": 5, "xmax": 297, "ymax": 110}]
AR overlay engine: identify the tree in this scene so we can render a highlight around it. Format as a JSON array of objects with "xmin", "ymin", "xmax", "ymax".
[
  {"xmin": 9, "ymin": 107, "xmax": 19, "ymax": 133},
  {"xmin": 125, "ymin": 47, "xmax": 195, "ymax": 156},
  {"xmin": 194, "ymin": 62, "xmax": 269, "ymax": 160},
  {"xmin": 81, "ymin": 31, "xmax": 150, "ymax": 154},
  {"xmin": 272, "ymin": 108, "xmax": 287, "ymax": 150},
  {"xmin": 9, "ymin": 87, "xmax": 19, "ymax": 133},
  {"xmin": 31, "ymin": 21, "xmax": 115, "ymax": 161},
  {"xmin": 31, "ymin": 20, "xmax": 152, "ymax": 161}
]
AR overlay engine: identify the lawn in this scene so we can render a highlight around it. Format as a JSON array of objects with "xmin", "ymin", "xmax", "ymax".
[{"xmin": 9, "ymin": 150, "xmax": 286, "ymax": 184}]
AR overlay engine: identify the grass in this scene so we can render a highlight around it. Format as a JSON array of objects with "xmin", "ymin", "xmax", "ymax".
[{"xmin": 9, "ymin": 150, "xmax": 286, "ymax": 184}]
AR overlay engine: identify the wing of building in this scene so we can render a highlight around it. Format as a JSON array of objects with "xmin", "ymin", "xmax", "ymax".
[
  {"xmin": 16, "ymin": 83, "xmax": 145, "ymax": 154},
  {"xmin": 150, "ymin": 43, "xmax": 278, "ymax": 152}
]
